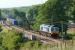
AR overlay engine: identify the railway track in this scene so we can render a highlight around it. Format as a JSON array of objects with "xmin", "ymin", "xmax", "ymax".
[
  {"xmin": 3, "ymin": 23, "xmax": 63, "ymax": 44},
  {"xmin": 11, "ymin": 26, "xmax": 63, "ymax": 43}
]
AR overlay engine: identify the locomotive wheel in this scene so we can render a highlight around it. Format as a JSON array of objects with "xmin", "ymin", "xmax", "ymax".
[{"xmin": 51, "ymin": 33, "xmax": 59, "ymax": 39}]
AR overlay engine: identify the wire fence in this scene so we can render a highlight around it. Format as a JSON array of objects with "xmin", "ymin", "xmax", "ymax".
[
  {"xmin": 45, "ymin": 40, "xmax": 74, "ymax": 50},
  {"xmin": 45, "ymin": 40, "xmax": 75, "ymax": 50},
  {"xmin": 21, "ymin": 39, "xmax": 75, "ymax": 50}
]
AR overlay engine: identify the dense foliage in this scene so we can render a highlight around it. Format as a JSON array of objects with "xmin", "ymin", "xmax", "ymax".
[{"xmin": 33, "ymin": 0, "xmax": 75, "ymax": 30}]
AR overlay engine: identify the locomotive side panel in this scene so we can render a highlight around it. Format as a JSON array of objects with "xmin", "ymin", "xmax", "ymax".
[{"xmin": 40, "ymin": 24, "xmax": 59, "ymax": 33}]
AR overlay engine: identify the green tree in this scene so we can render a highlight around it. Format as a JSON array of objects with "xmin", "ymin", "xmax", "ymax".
[
  {"xmin": 0, "ymin": 46, "xmax": 5, "ymax": 50},
  {"xmin": 33, "ymin": 0, "xmax": 75, "ymax": 30},
  {"xmin": 2, "ymin": 31, "xmax": 21, "ymax": 50},
  {"xmin": 0, "ymin": 9, "xmax": 2, "ymax": 20},
  {"xmin": 33, "ymin": 0, "xmax": 58, "ymax": 30}
]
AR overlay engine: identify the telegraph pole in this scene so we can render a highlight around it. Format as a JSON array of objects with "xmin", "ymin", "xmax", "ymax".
[
  {"xmin": 60, "ymin": 18, "xmax": 64, "ymax": 37},
  {"xmin": 51, "ymin": 6, "xmax": 54, "ymax": 25}
]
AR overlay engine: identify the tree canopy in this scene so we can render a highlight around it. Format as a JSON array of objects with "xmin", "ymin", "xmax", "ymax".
[{"xmin": 33, "ymin": 0, "xmax": 75, "ymax": 30}]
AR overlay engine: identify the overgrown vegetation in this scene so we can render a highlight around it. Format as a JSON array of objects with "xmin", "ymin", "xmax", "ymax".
[
  {"xmin": 0, "ymin": 0, "xmax": 75, "ymax": 50},
  {"xmin": 0, "ymin": 27, "xmax": 55, "ymax": 50}
]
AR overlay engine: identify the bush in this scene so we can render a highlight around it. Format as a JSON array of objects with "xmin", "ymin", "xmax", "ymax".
[
  {"xmin": 2, "ymin": 31, "xmax": 21, "ymax": 50},
  {"xmin": 0, "ymin": 46, "xmax": 4, "ymax": 50},
  {"xmin": 61, "ymin": 34, "xmax": 73, "ymax": 40}
]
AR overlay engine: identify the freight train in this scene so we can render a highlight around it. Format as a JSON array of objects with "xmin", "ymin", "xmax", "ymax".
[{"xmin": 6, "ymin": 16, "xmax": 60, "ymax": 38}]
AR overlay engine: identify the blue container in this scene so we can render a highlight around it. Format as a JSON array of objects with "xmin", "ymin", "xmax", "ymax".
[
  {"xmin": 13, "ymin": 20, "xmax": 18, "ymax": 25},
  {"xmin": 11, "ymin": 19, "xmax": 18, "ymax": 25}
]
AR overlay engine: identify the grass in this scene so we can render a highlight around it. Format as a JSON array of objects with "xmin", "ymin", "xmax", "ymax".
[{"xmin": 1, "ymin": 27, "xmax": 9, "ymax": 33}]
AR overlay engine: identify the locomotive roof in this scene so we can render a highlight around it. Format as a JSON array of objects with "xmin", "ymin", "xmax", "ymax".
[{"xmin": 40, "ymin": 24, "xmax": 55, "ymax": 28}]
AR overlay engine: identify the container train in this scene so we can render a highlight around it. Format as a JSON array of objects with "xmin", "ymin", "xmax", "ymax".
[{"xmin": 7, "ymin": 16, "xmax": 60, "ymax": 38}]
